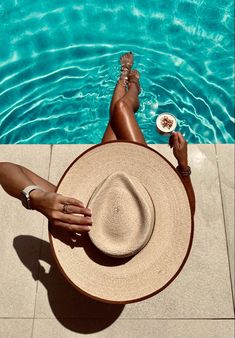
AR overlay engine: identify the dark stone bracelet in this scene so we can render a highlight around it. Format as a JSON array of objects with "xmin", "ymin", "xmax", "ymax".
[{"xmin": 176, "ymin": 165, "xmax": 191, "ymax": 177}]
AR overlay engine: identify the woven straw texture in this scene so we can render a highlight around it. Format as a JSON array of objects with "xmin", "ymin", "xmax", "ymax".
[
  {"xmin": 49, "ymin": 142, "xmax": 192, "ymax": 303},
  {"xmin": 88, "ymin": 171, "xmax": 155, "ymax": 258}
]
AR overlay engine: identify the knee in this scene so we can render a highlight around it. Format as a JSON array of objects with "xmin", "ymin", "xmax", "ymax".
[
  {"xmin": 113, "ymin": 99, "xmax": 129, "ymax": 116},
  {"xmin": 110, "ymin": 100, "xmax": 129, "ymax": 130},
  {"xmin": 114, "ymin": 97, "xmax": 139, "ymax": 115}
]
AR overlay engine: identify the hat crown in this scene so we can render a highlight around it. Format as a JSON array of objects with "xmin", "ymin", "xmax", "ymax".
[{"xmin": 88, "ymin": 171, "xmax": 155, "ymax": 258}]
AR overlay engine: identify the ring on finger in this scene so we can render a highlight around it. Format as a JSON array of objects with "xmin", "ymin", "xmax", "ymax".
[{"xmin": 62, "ymin": 203, "xmax": 69, "ymax": 214}]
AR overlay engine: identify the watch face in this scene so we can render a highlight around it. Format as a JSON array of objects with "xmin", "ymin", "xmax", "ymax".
[{"xmin": 21, "ymin": 191, "xmax": 30, "ymax": 209}]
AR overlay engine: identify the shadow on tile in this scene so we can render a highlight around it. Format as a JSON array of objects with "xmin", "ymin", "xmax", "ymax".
[{"xmin": 13, "ymin": 235, "xmax": 124, "ymax": 334}]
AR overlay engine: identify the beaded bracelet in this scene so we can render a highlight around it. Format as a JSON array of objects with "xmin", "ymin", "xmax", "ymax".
[{"xmin": 176, "ymin": 165, "xmax": 191, "ymax": 177}]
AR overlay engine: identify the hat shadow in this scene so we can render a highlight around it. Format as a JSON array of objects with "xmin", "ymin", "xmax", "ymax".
[
  {"xmin": 13, "ymin": 235, "xmax": 125, "ymax": 334},
  {"xmin": 50, "ymin": 226, "xmax": 133, "ymax": 267}
]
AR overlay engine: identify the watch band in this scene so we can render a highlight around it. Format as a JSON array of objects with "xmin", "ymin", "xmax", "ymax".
[
  {"xmin": 176, "ymin": 165, "xmax": 191, "ymax": 177},
  {"xmin": 21, "ymin": 185, "xmax": 43, "ymax": 209}
]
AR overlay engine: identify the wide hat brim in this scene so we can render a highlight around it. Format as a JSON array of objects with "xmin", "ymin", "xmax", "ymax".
[{"xmin": 49, "ymin": 141, "xmax": 194, "ymax": 304}]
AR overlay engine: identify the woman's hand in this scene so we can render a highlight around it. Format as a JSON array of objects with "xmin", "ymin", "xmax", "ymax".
[
  {"xmin": 169, "ymin": 132, "xmax": 188, "ymax": 168},
  {"xmin": 30, "ymin": 190, "xmax": 92, "ymax": 233}
]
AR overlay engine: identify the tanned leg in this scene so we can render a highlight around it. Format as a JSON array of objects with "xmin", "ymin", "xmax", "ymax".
[
  {"xmin": 122, "ymin": 70, "xmax": 140, "ymax": 113},
  {"xmin": 102, "ymin": 53, "xmax": 146, "ymax": 145},
  {"xmin": 111, "ymin": 69, "xmax": 146, "ymax": 145},
  {"xmin": 102, "ymin": 52, "xmax": 133, "ymax": 143}
]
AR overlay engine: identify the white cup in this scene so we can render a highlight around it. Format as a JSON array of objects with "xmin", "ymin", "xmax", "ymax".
[{"xmin": 156, "ymin": 113, "xmax": 177, "ymax": 136}]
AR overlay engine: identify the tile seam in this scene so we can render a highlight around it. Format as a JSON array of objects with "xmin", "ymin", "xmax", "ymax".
[
  {"xmin": 1, "ymin": 317, "xmax": 233, "ymax": 320},
  {"xmin": 214, "ymin": 144, "xmax": 235, "ymax": 313},
  {"xmin": 47, "ymin": 145, "xmax": 53, "ymax": 181},
  {"xmin": 30, "ymin": 145, "xmax": 52, "ymax": 338}
]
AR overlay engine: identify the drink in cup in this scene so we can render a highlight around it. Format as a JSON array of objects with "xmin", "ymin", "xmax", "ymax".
[{"xmin": 156, "ymin": 113, "xmax": 177, "ymax": 135}]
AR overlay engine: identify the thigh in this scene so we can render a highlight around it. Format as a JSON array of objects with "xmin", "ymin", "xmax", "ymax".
[
  {"xmin": 101, "ymin": 123, "xmax": 117, "ymax": 143},
  {"xmin": 111, "ymin": 101, "xmax": 147, "ymax": 145}
]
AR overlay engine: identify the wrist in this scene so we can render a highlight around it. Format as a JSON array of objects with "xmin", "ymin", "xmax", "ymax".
[
  {"xmin": 177, "ymin": 161, "xmax": 188, "ymax": 171},
  {"xmin": 30, "ymin": 189, "xmax": 45, "ymax": 210},
  {"xmin": 176, "ymin": 165, "xmax": 191, "ymax": 177}
]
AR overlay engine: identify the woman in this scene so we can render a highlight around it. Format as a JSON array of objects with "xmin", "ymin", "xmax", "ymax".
[{"xmin": 0, "ymin": 52, "xmax": 195, "ymax": 235}]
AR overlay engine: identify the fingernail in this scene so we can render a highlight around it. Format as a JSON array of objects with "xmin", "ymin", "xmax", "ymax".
[
  {"xmin": 79, "ymin": 202, "xmax": 85, "ymax": 207},
  {"xmin": 87, "ymin": 208, "xmax": 92, "ymax": 213}
]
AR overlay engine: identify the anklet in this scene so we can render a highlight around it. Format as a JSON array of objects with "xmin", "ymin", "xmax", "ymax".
[{"xmin": 118, "ymin": 77, "xmax": 128, "ymax": 88}]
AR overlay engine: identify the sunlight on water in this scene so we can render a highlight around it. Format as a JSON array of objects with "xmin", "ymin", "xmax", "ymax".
[{"xmin": 0, "ymin": 0, "xmax": 234, "ymax": 143}]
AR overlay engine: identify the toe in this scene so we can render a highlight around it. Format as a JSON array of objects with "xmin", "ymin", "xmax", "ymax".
[{"xmin": 120, "ymin": 52, "xmax": 133, "ymax": 65}]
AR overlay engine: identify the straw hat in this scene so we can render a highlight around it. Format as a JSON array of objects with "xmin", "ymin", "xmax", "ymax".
[{"xmin": 49, "ymin": 141, "xmax": 193, "ymax": 304}]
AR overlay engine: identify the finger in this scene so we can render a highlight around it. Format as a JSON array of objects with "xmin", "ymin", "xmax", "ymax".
[
  {"xmin": 54, "ymin": 220, "xmax": 91, "ymax": 233},
  {"xmin": 70, "ymin": 232, "xmax": 78, "ymax": 243},
  {"xmin": 60, "ymin": 214, "xmax": 92, "ymax": 226},
  {"xmin": 172, "ymin": 132, "xmax": 179, "ymax": 148},
  {"xmin": 175, "ymin": 136, "xmax": 179, "ymax": 148},
  {"xmin": 58, "ymin": 195, "xmax": 85, "ymax": 207},
  {"xmin": 60, "ymin": 204, "xmax": 92, "ymax": 216},
  {"xmin": 177, "ymin": 132, "xmax": 187, "ymax": 144},
  {"xmin": 169, "ymin": 135, "xmax": 174, "ymax": 148}
]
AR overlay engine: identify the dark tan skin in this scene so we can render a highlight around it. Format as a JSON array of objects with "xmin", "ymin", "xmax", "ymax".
[{"xmin": 0, "ymin": 52, "xmax": 195, "ymax": 236}]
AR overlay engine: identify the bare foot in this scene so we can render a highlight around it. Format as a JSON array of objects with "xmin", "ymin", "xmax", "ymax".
[
  {"xmin": 128, "ymin": 69, "xmax": 141, "ymax": 94},
  {"xmin": 118, "ymin": 52, "xmax": 134, "ymax": 87},
  {"xmin": 120, "ymin": 52, "xmax": 134, "ymax": 73}
]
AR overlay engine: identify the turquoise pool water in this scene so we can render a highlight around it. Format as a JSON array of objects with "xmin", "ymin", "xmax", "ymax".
[{"xmin": 0, "ymin": 0, "xmax": 234, "ymax": 144}]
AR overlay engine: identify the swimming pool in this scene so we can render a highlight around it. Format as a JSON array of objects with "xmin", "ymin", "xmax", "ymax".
[{"xmin": 0, "ymin": 0, "xmax": 234, "ymax": 144}]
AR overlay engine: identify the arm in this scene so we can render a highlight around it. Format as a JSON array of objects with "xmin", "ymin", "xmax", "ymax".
[
  {"xmin": 0, "ymin": 162, "xmax": 56, "ymax": 198},
  {"xmin": 169, "ymin": 133, "xmax": 196, "ymax": 216},
  {"xmin": 0, "ymin": 162, "xmax": 92, "ymax": 232},
  {"xmin": 177, "ymin": 166, "xmax": 196, "ymax": 217}
]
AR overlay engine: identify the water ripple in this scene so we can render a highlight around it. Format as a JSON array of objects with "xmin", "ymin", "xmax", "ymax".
[{"xmin": 0, "ymin": 0, "xmax": 233, "ymax": 143}]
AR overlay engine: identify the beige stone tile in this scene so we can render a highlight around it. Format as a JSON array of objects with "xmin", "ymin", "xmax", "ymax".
[
  {"xmin": 32, "ymin": 319, "xmax": 234, "ymax": 338},
  {"xmin": 49, "ymin": 145, "xmax": 91, "ymax": 185},
  {"xmin": 35, "ymin": 224, "xmax": 125, "ymax": 320},
  {"xmin": 121, "ymin": 145, "xmax": 233, "ymax": 318},
  {"xmin": 35, "ymin": 145, "xmax": 234, "ymax": 319},
  {"xmin": 0, "ymin": 145, "xmax": 51, "ymax": 317},
  {"xmin": 216, "ymin": 144, "xmax": 234, "ymax": 294},
  {"xmin": 0, "ymin": 319, "xmax": 33, "ymax": 338}
]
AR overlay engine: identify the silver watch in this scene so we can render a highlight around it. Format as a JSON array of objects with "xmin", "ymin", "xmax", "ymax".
[{"xmin": 21, "ymin": 185, "xmax": 43, "ymax": 209}]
